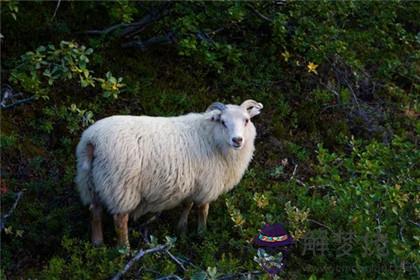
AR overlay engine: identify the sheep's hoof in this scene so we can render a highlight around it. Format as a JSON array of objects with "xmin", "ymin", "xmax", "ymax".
[
  {"xmin": 92, "ymin": 239, "xmax": 104, "ymax": 247},
  {"xmin": 177, "ymin": 223, "xmax": 188, "ymax": 236}
]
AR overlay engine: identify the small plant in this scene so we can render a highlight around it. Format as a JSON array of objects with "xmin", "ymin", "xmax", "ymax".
[
  {"xmin": 284, "ymin": 201, "xmax": 310, "ymax": 241},
  {"xmin": 10, "ymin": 41, "xmax": 124, "ymax": 99},
  {"xmin": 225, "ymin": 198, "xmax": 246, "ymax": 230}
]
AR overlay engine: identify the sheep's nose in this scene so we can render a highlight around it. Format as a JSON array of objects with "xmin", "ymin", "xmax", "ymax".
[{"xmin": 232, "ymin": 137, "xmax": 243, "ymax": 145}]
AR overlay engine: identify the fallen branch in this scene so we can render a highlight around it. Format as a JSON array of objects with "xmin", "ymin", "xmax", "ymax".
[
  {"xmin": 0, "ymin": 96, "xmax": 35, "ymax": 110},
  {"xmin": 166, "ymin": 250, "xmax": 187, "ymax": 271},
  {"xmin": 0, "ymin": 191, "xmax": 23, "ymax": 231},
  {"xmin": 112, "ymin": 244, "xmax": 169, "ymax": 280},
  {"xmin": 1, "ymin": 84, "xmax": 35, "ymax": 110}
]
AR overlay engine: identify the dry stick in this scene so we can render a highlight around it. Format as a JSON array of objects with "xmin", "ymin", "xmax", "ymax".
[
  {"xmin": 290, "ymin": 164, "xmax": 298, "ymax": 181},
  {"xmin": 0, "ymin": 96, "xmax": 35, "ymax": 110},
  {"xmin": 165, "ymin": 250, "xmax": 187, "ymax": 271},
  {"xmin": 0, "ymin": 191, "xmax": 23, "ymax": 230},
  {"xmin": 112, "ymin": 244, "xmax": 169, "ymax": 280},
  {"xmin": 308, "ymin": 219, "xmax": 332, "ymax": 232},
  {"xmin": 408, "ymin": 220, "xmax": 420, "ymax": 227},
  {"xmin": 52, "ymin": 0, "xmax": 61, "ymax": 20},
  {"xmin": 289, "ymin": 164, "xmax": 311, "ymax": 188}
]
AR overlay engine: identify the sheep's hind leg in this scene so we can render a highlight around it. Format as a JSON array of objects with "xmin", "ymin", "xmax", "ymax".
[
  {"xmin": 113, "ymin": 213, "xmax": 130, "ymax": 249},
  {"xmin": 197, "ymin": 203, "xmax": 209, "ymax": 234},
  {"xmin": 90, "ymin": 193, "xmax": 103, "ymax": 246},
  {"xmin": 177, "ymin": 201, "xmax": 193, "ymax": 235},
  {"xmin": 87, "ymin": 144, "xmax": 103, "ymax": 246}
]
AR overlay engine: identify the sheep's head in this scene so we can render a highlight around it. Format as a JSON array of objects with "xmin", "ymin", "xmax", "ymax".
[{"xmin": 206, "ymin": 100, "xmax": 263, "ymax": 150}]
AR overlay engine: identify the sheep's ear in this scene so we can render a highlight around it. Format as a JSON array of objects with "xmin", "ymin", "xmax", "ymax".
[
  {"xmin": 206, "ymin": 110, "xmax": 222, "ymax": 122},
  {"xmin": 241, "ymin": 99, "xmax": 263, "ymax": 118}
]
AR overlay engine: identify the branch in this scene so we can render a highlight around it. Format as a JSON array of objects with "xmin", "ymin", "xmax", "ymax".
[
  {"xmin": 52, "ymin": 0, "xmax": 62, "ymax": 20},
  {"xmin": 308, "ymin": 218, "xmax": 332, "ymax": 232},
  {"xmin": 1, "ymin": 84, "xmax": 35, "ymax": 110},
  {"xmin": 112, "ymin": 244, "xmax": 169, "ymax": 280},
  {"xmin": 0, "ymin": 96, "xmax": 35, "ymax": 110},
  {"xmin": 84, "ymin": 22, "xmax": 134, "ymax": 36},
  {"xmin": 289, "ymin": 164, "xmax": 313, "ymax": 188},
  {"xmin": 408, "ymin": 220, "xmax": 420, "ymax": 227},
  {"xmin": 119, "ymin": 4, "xmax": 172, "ymax": 38},
  {"xmin": 246, "ymin": 4, "xmax": 273, "ymax": 22},
  {"xmin": 290, "ymin": 164, "xmax": 298, "ymax": 181},
  {"xmin": 165, "ymin": 250, "xmax": 186, "ymax": 271},
  {"xmin": 84, "ymin": 3, "xmax": 172, "ymax": 37},
  {"xmin": 121, "ymin": 32, "xmax": 176, "ymax": 51},
  {"xmin": 0, "ymin": 191, "xmax": 23, "ymax": 231}
]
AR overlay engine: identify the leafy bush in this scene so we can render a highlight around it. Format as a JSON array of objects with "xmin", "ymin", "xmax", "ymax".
[{"xmin": 10, "ymin": 41, "xmax": 124, "ymax": 99}]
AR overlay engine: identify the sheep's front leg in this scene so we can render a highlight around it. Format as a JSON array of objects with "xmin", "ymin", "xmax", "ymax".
[
  {"xmin": 90, "ymin": 201, "xmax": 103, "ymax": 246},
  {"xmin": 113, "ymin": 213, "xmax": 130, "ymax": 248},
  {"xmin": 177, "ymin": 201, "xmax": 193, "ymax": 234},
  {"xmin": 197, "ymin": 203, "xmax": 209, "ymax": 234}
]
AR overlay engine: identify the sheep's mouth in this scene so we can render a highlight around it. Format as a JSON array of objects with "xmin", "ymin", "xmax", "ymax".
[{"xmin": 231, "ymin": 143, "xmax": 243, "ymax": 149}]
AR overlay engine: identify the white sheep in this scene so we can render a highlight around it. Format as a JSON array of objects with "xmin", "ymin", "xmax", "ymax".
[{"xmin": 75, "ymin": 100, "xmax": 263, "ymax": 247}]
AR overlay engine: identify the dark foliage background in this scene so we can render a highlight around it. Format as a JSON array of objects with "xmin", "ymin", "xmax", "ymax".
[{"xmin": 1, "ymin": 1, "xmax": 419, "ymax": 279}]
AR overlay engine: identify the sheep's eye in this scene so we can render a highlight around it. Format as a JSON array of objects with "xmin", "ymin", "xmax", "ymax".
[
  {"xmin": 221, "ymin": 120, "xmax": 226, "ymax": 127},
  {"xmin": 245, "ymin": 119, "xmax": 249, "ymax": 126}
]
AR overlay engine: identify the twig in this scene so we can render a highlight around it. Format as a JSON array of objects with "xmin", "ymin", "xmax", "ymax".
[
  {"xmin": 112, "ymin": 244, "xmax": 169, "ymax": 280},
  {"xmin": 122, "ymin": 32, "xmax": 176, "ymax": 51},
  {"xmin": 0, "ymin": 96, "xmax": 35, "ymax": 110},
  {"xmin": 399, "ymin": 225, "xmax": 405, "ymax": 242},
  {"xmin": 0, "ymin": 191, "xmax": 23, "ymax": 231},
  {"xmin": 408, "ymin": 220, "xmax": 420, "ymax": 227},
  {"xmin": 119, "ymin": 4, "xmax": 172, "ymax": 38},
  {"xmin": 289, "ymin": 164, "xmax": 313, "ymax": 188},
  {"xmin": 52, "ymin": 0, "xmax": 62, "ymax": 20},
  {"xmin": 246, "ymin": 4, "xmax": 273, "ymax": 22},
  {"xmin": 84, "ymin": 22, "xmax": 134, "ymax": 36},
  {"xmin": 166, "ymin": 250, "xmax": 187, "ymax": 271},
  {"xmin": 308, "ymin": 218, "xmax": 332, "ymax": 232},
  {"xmin": 84, "ymin": 3, "xmax": 171, "ymax": 37},
  {"xmin": 290, "ymin": 164, "xmax": 298, "ymax": 181}
]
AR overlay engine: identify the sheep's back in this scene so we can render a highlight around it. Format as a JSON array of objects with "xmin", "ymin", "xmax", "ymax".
[{"xmin": 82, "ymin": 116, "xmax": 197, "ymax": 215}]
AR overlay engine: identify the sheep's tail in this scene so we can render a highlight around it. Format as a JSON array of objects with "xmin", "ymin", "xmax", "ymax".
[{"xmin": 75, "ymin": 140, "xmax": 95, "ymax": 205}]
